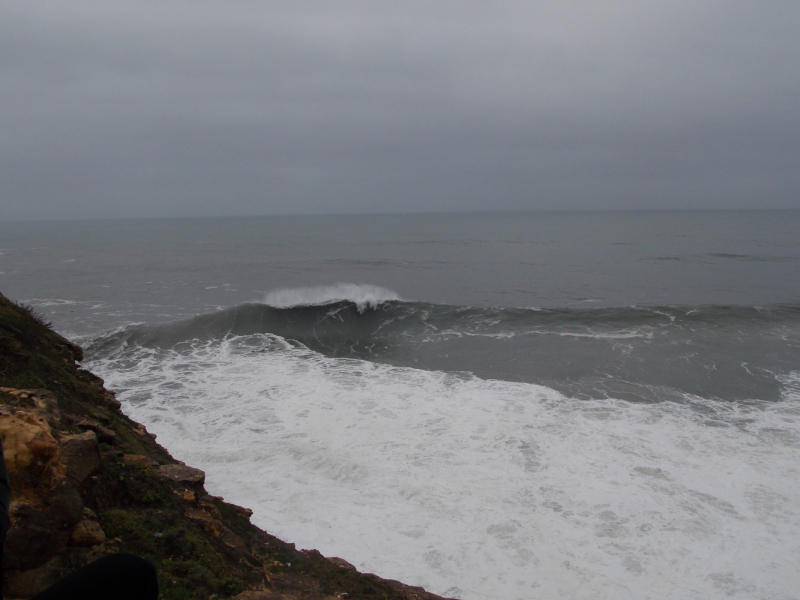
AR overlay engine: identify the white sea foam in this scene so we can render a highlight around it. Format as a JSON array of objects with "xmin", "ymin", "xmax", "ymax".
[
  {"xmin": 557, "ymin": 329, "xmax": 654, "ymax": 339},
  {"xmin": 264, "ymin": 284, "xmax": 400, "ymax": 312},
  {"xmin": 88, "ymin": 339, "xmax": 800, "ymax": 600},
  {"xmin": 28, "ymin": 298, "xmax": 79, "ymax": 307}
]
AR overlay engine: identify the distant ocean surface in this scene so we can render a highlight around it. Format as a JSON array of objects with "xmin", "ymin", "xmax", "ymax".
[{"xmin": 2, "ymin": 211, "xmax": 799, "ymax": 600}]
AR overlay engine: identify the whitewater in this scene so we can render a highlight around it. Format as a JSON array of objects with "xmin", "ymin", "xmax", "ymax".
[
  {"xmin": 81, "ymin": 287, "xmax": 800, "ymax": 600},
  {"xmin": 3, "ymin": 211, "xmax": 800, "ymax": 599}
]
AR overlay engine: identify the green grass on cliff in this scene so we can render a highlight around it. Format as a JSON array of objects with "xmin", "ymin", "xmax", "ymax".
[
  {"xmin": 0, "ymin": 295, "xmax": 64, "ymax": 386},
  {"xmin": 100, "ymin": 508, "xmax": 244, "ymax": 599},
  {"xmin": 0, "ymin": 293, "xmax": 96, "ymax": 409}
]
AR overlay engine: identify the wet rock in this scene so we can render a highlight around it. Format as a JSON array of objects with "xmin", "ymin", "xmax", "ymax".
[
  {"xmin": 157, "ymin": 463, "xmax": 205, "ymax": 485},
  {"xmin": 61, "ymin": 431, "xmax": 102, "ymax": 482}
]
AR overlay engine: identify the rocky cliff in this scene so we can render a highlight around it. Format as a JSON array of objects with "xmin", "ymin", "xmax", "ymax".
[{"xmin": 0, "ymin": 292, "xmax": 452, "ymax": 600}]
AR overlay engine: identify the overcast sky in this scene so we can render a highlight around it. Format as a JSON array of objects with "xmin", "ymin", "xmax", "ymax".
[{"xmin": 1, "ymin": 1, "xmax": 799, "ymax": 220}]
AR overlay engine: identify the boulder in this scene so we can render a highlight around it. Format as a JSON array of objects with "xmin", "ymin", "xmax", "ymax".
[
  {"xmin": 66, "ymin": 417, "xmax": 118, "ymax": 444},
  {"xmin": 328, "ymin": 557, "xmax": 358, "ymax": 572},
  {"xmin": 4, "ymin": 483, "xmax": 83, "ymax": 570},
  {"xmin": 0, "ymin": 388, "xmax": 85, "ymax": 570},
  {"xmin": 0, "ymin": 411, "xmax": 61, "ymax": 480},
  {"xmin": 70, "ymin": 519, "xmax": 106, "ymax": 547},
  {"xmin": 157, "ymin": 463, "xmax": 205, "ymax": 485},
  {"xmin": 61, "ymin": 431, "xmax": 102, "ymax": 482}
]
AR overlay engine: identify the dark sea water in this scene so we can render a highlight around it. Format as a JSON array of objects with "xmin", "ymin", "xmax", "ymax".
[{"xmin": 1, "ymin": 211, "xmax": 799, "ymax": 600}]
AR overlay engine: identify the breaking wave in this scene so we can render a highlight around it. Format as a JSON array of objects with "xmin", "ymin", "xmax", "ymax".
[
  {"xmin": 264, "ymin": 284, "xmax": 400, "ymax": 312},
  {"xmin": 85, "ymin": 300, "xmax": 800, "ymax": 404}
]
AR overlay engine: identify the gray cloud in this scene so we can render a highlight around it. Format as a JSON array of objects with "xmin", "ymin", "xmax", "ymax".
[{"xmin": 1, "ymin": 0, "xmax": 799, "ymax": 220}]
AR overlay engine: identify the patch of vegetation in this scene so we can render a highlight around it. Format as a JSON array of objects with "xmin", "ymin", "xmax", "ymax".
[
  {"xmin": 0, "ymin": 293, "xmax": 102, "ymax": 413},
  {"xmin": 100, "ymin": 508, "xmax": 242, "ymax": 600}
]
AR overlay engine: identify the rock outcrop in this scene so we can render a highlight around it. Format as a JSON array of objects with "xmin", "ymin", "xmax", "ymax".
[{"xmin": 0, "ymin": 293, "xmax": 453, "ymax": 600}]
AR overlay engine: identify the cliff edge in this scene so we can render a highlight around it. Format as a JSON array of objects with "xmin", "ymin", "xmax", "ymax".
[{"xmin": 0, "ymin": 292, "xmax": 452, "ymax": 600}]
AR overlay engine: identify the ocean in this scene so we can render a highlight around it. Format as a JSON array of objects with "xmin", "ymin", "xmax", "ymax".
[{"xmin": 1, "ymin": 210, "xmax": 799, "ymax": 600}]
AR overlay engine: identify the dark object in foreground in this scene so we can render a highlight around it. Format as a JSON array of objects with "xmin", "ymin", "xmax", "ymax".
[{"xmin": 32, "ymin": 553, "xmax": 158, "ymax": 600}]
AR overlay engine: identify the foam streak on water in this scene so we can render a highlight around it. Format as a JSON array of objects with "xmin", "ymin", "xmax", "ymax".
[{"xmin": 87, "ymin": 336, "xmax": 800, "ymax": 600}]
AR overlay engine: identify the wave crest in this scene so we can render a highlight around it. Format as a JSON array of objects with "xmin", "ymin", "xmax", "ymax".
[{"xmin": 264, "ymin": 283, "xmax": 400, "ymax": 312}]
